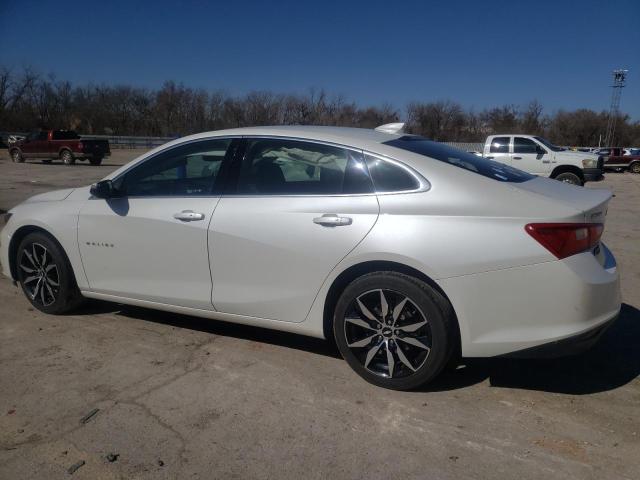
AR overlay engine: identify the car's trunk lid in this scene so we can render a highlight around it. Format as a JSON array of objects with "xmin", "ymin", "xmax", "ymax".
[{"xmin": 514, "ymin": 177, "xmax": 612, "ymax": 223}]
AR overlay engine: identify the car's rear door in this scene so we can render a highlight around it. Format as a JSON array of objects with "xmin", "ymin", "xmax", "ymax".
[
  {"xmin": 486, "ymin": 136, "xmax": 511, "ymax": 165},
  {"xmin": 209, "ymin": 137, "xmax": 379, "ymax": 323},
  {"xmin": 78, "ymin": 137, "xmax": 237, "ymax": 309}
]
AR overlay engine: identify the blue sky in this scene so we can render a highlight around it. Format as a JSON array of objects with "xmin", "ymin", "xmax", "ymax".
[{"xmin": 1, "ymin": 0, "xmax": 638, "ymax": 118}]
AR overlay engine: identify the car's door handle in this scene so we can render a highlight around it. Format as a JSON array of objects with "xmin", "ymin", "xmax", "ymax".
[
  {"xmin": 486, "ymin": 156, "xmax": 494, "ymax": 159},
  {"xmin": 512, "ymin": 156, "xmax": 522, "ymax": 160},
  {"xmin": 542, "ymin": 160, "xmax": 551, "ymax": 164},
  {"xmin": 173, "ymin": 210, "xmax": 205, "ymax": 221},
  {"xmin": 313, "ymin": 214, "xmax": 352, "ymax": 227}
]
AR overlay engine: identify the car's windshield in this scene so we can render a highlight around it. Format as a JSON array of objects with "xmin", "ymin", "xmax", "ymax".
[
  {"xmin": 383, "ymin": 136, "xmax": 534, "ymax": 183},
  {"xmin": 533, "ymin": 136, "xmax": 564, "ymax": 152}
]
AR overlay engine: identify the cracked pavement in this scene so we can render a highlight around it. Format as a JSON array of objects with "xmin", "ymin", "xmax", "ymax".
[{"xmin": 1, "ymin": 150, "xmax": 639, "ymax": 479}]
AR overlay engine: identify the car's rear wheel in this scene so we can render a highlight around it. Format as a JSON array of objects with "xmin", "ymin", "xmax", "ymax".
[
  {"xmin": 10, "ymin": 149, "xmax": 24, "ymax": 163},
  {"xmin": 60, "ymin": 149, "xmax": 75, "ymax": 165},
  {"xmin": 89, "ymin": 156, "xmax": 103, "ymax": 166},
  {"xmin": 16, "ymin": 232, "xmax": 84, "ymax": 314},
  {"xmin": 333, "ymin": 272, "xmax": 455, "ymax": 390},
  {"xmin": 555, "ymin": 172, "xmax": 583, "ymax": 186},
  {"xmin": 630, "ymin": 162, "xmax": 640, "ymax": 174}
]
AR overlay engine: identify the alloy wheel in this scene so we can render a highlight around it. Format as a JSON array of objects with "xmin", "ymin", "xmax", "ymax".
[
  {"xmin": 19, "ymin": 242, "xmax": 60, "ymax": 307},
  {"xmin": 343, "ymin": 289, "xmax": 432, "ymax": 379}
]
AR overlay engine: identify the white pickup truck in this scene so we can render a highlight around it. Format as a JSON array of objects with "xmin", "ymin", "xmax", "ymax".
[{"xmin": 483, "ymin": 135, "xmax": 604, "ymax": 186}]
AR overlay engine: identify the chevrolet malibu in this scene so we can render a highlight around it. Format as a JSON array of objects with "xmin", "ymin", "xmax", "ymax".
[{"xmin": 0, "ymin": 125, "xmax": 621, "ymax": 390}]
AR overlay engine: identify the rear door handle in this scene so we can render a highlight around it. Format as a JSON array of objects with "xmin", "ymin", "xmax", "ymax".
[
  {"xmin": 512, "ymin": 156, "xmax": 522, "ymax": 160},
  {"xmin": 313, "ymin": 214, "xmax": 352, "ymax": 227},
  {"xmin": 173, "ymin": 210, "xmax": 205, "ymax": 221}
]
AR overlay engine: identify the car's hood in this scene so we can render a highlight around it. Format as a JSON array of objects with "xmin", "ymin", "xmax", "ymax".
[
  {"xmin": 23, "ymin": 188, "xmax": 76, "ymax": 203},
  {"xmin": 515, "ymin": 177, "xmax": 612, "ymax": 222},
  {"xmin": 554, "ymin": 150, "xmax": 598, "ymax": 159}
]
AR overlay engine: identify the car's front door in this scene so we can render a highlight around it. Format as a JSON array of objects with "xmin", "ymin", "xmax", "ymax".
[
  {"xmin": 209, "ymin": 137, "xmax": 379, "ymax": 323},
  {"xmin": 78, "ymin": 137, "xmax": 236, "ymax": 309},
  {"xmin": 20, "ymin": 131, "xmax": 47, "ymax": 158},
  {"xmin": 511, "ymin": 137, "xmax": 550, "ymax": 175}
]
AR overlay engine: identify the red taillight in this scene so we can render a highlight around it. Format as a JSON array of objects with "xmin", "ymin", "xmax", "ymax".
[{"xmin": 525, "ymin": 223, "xmax": 603, "ymax": 259}]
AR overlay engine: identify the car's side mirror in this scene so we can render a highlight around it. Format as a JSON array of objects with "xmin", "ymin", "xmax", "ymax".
[
  {"xmin": 536, "ymin": 146, "xmax": 546, "ymax": 155},
  {"xmin": 90, "ymin": 180, "xmax": 115, "ymax": 199}
]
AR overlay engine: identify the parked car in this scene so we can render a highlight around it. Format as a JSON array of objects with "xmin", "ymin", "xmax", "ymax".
[
  {"xmin": 483, "ymin": 135, "xmax": 604, "ymax": 185},
  {"xmin": 597, "ymin": 147, "xmax": 640, "ymax": 173},
  {"xmin": 1, "ymin": 125, "xmax": 621, "ymax": 390},
  {"xmin": 9, "ymin": 130, "xmax": 110, "ymax": 165}
]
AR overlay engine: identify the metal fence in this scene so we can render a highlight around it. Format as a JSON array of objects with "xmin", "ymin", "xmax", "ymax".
[{"xmin": 0, "ymin": 131, "xmax": 174, "ymax": 149}]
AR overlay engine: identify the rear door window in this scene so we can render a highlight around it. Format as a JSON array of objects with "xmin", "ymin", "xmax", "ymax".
[
  {"xmin": 236, "ymin": 138, "xmax": 373, "ymax": 195},
  {"xmin": 489, "ymin": 137, "xmax": 510, "ymax": 153}
]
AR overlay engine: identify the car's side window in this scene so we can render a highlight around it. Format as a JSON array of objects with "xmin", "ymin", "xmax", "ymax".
[
  {"xmin": 489, "ymin": 137, "xmax": 510, "ymax": 153},
  {"xmin": 513, "ymin": 137, "xmax": 539, "ymax": 154},
  {"xmin": 365, "ymin": 155, "xmax": 420, "ymax": 192},
  {"xmin": 120, "ymin": 138, "xmax": 232, "ymax": 197},
  {"xmin": 37, "ymin": 131, "xmax": 48, "ymax": 141},
  {"xmin": 236, "ymin": 138, "xmax": 373, "ymax": 195}
]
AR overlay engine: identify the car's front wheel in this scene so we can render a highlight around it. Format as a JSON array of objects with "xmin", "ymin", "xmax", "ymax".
[
  {"xmin": 554, "ymin": 172, "xmax": 583, "ymax": 186},
  {"xmin": 16, "ymin": 232, "xmax": 84, "ymax": 314},
  {"xmin": 333, "ymin": 272, "xmax": 456, "ymax": 390},
  {"xmin": 10, "ymin": 149, "xmax": 24, "ymax": 163}
]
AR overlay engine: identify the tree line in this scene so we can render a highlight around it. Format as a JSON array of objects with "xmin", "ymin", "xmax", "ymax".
[{"xmin": 1, "ymin": 67, "xmax": 638, "ymax": 146}]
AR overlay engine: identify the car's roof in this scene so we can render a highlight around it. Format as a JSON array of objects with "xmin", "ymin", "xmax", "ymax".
[{"xmin": 176, "ymin": 125, "xmax": 404, "ymax": 150}]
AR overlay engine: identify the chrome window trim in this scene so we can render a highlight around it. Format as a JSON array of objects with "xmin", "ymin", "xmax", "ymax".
[{"xmin": 107, "ymin": 134, "xmax": 430, "ymax": 199}]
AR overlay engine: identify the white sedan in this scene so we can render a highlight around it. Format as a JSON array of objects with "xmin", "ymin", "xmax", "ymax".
[{"xmin": 0, "ymin": 125, "xmax": 621, "ymax": 390}]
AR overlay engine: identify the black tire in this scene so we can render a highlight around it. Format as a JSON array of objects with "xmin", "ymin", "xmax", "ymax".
[
  {"xmin": 630, "ymin": 162, "xmax": 640, "ymax": 174},
  {"xmin": 89, "ymin": 156, "xmax": 103, "ymax": 166},
  {"xmin": 333, "ymin": 271, "xmax": 456, "ymax": 390},
  {"xmin": 60, "ymin": 149, "xmax": 75, "ymax": 165},
  {"xmin": 10, "ymin": 149, "xmax": 24, "ymax": 163},
  {"xmin": 16, "ymin": 232, "xmax": 84, "ymax": 314},
  {"xmin": 554, "ymin": 172, "xmax": 583, "ymax": 186}
]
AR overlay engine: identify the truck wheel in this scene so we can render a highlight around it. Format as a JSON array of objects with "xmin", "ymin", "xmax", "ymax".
[
  {"xmin": 60, "ymin": 150, "xmax": 75, "ymax": 165},
  {"xmin": 630, "ymin": 162, "xmax": 640, "ymax": 174},
  {"xmin": 10, "ymin": 149, "xmax": 24, "ymax": 163},
  {"xmin": 555, "ymin": 172, "xmax": 583, "ymax": 186},
  {"xmin": 89, "ymin": 156, "xmax": 103, "ymax": 166}
]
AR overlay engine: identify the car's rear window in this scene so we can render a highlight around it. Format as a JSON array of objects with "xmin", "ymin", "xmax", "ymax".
[
  {"xmin": 383, "ymin": 136, "xmax": 534, "ymax": 183},
  {"xmin": 52, "ymin": 130, "xmax": 80, "ymax": 140}
]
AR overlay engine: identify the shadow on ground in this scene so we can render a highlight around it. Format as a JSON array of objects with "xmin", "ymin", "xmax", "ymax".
[{"xmin": 76, "ymin": 301, "xmax": 639, "ymax": 395}]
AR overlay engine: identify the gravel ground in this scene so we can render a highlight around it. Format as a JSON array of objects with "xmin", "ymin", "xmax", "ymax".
[{"xmin": 0, "ymin": 150, "xmax": 638, "ymax": 480}]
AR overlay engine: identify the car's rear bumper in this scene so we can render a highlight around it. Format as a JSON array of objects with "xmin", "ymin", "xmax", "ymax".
[
  {"xmin": 440, "ymin": 243, "xmax": 621, "ymax": 357},
  {"xmin": 499, "ymin": 315, "xmax": 616, "ymax": 358},
  {"xmin": 583, "ymin": 168, "xmax": 604, "ymax": 182}
]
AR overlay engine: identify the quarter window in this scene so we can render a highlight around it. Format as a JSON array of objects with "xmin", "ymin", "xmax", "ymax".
[
  {"xmin": 237, "ymin": 139, "xmax": 373, "ymax": 195},
  {"xmin": 119, "ymin": 138, "xmax": 231, "ymax": 196},
  {"xmin": 513, "ymin": 137, "xmax": 539, "ymax": 154},
  {"xmin": 489, "ymin": 137, "xmax": 510, "ymax": 153},
  {"xmin": 365, "ymin": 155, "xmax": 420, "ymax": 192}
]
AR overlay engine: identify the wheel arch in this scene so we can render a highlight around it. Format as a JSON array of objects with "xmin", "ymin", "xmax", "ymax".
[
  {"xmin": 322, "ymin": 260, "xmax": 461, "ymax": 355},
  {"xmin": 58, "ymin": 147, "xmax": 73, "ymax": 157},
  {"xmin": 8, "ymin": 225, "xmax": 74, "ymax": 283},
  {"xmin": 550, "ymin": 165, "xmax": 584, "ymax": 181}
]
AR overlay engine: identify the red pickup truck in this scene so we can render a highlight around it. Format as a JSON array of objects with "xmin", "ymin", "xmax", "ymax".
[
  {"xmin": 596, "ymin": 147, "xmax": 640, "ymax": 174},
  {"xmin": 9, "ymin": 130, "xmax": 110, "ymax": 166}
]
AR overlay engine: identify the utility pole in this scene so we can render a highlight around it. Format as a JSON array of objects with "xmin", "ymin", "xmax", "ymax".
[{"xmin": 604, "ymin": 69, "xmax": 628, "ymax": 147}]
